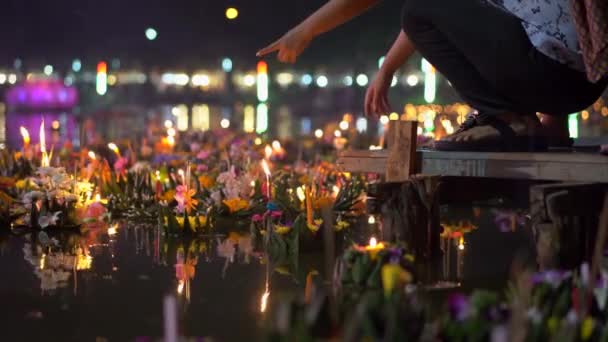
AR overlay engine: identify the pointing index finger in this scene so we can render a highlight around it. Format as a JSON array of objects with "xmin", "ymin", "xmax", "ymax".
[{"xmin": 256, "ymin": 41, "xmax": 280, "ymax": 57}]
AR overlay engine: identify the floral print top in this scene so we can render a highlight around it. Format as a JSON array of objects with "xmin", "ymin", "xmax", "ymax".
[{"xmin": 487, "ymin": 0, "xmax": 584, "ymax": 71}]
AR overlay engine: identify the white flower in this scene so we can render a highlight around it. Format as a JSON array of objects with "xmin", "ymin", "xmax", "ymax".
[
  {"xmin": 130, "ymin": 162, "xmax": 151, "ymax": 173},
  {"xmin": 38, "ymin": 212, "xmax": 61, "ymax": 229},
  {"xmin": 23, "ymin": 191, "xmax": 44, "ymax": 209}
]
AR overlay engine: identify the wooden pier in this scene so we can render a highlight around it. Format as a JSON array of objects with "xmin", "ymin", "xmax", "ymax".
[{"xmin": 338, "ymin": 149, "xmax": 608, "ymax": 183}]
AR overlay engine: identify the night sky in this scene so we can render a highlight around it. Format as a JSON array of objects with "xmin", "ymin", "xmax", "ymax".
[{"xmin": 0, "ymin": 0, "xmax": 404, "ymax": 70}]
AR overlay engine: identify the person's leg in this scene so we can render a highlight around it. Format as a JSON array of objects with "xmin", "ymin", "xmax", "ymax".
[{"xmin": 402, "ymin": 0, "xmax": 605, "ymax": 115}]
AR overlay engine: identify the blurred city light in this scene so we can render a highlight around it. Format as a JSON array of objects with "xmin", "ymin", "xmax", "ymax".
[
  {"xmin": 339, "ymin": 120, "xmax": 349, "ymax": 130},
  {"xmin": 356, "ymin": 74, "xmax": 368, "ymax": 87},
  {"xmin": 243, "ymin": 105, "xmax": 255, "ymax": 133},
  {"xmin": 145, "ymin": 27, "xmax": 158, "ymax": 41},
  {"xmin": 257, "ymin": 61, "xmax": 269, "ymax": 102},
  {"xmin": 96, "ymin": 61, "xmax": 108, "ymax": 95},
  {"xmin": 301, "ymin": 74, "xmax": 312, "ymax": 86},
  {"xmin": 316, "ymin": 75, "xmax": 328, "ymax": 88},
  {"xmin": 192, "ymin": 74, "xmax": 210, "ymax": 87},
  {"xmin": 220, "ymin": 118, "xmax": 231, "ymax": 128},
  {"xmin": 192, "ymin": 104, "xmax": 210, "ymax": 131},
  {"xmin": 276, "ymin": 72, "xmax": 294, "ymax": 87},
  {"xmin": 43, "ymin": 65, "xmax": 53, "ymax": 76},
  {"xmin": 422, "ymin": 58, "xmax": 436, "ymax": 103},
  {"xmin": 256, "ymin": 103, "xmax": 268, "ymax": 134},
  {"xmin": 221, "ymin": 58, "xmax": 233, "ymax": 72},
  {"xmin": 379, "ymin": 115, "xmax": 389, "ymax": 125},
  {"xmin": 406, "ymin": 74, "xmax": 419, "ymax": 86},
  {"xmin": 343, "ymin": 75, "xmax": 353, "ymax": 86},
  {"xmin": 225, "ymin": 7, "xmax": 239, "ymax": 20},
  {"xmin": 314, "ymin": 129, "xmax": 324, "ymax": 139},
  {"xmin": 569, "ymin": 113, "xmax": 579, "ymax": 138},
  {"xmin": 243, "ymin": 74, "xmax": 256, "ymax": 87},
  {"xmin": 356, "ymin": 117, "xmax": 368, "ymax": 132},
  {"xmin": 72, "ymin": 59, "xmax": 82, "ymax": 72}
]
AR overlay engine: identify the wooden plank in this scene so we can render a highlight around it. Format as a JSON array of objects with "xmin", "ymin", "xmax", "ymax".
[
  {"xmin": 337, "ymin": 150, "xmax": 608, "ymax": 182},
  {"xmin": 386, "ymin": 121, "xmax": 417, "ymax": 182}
]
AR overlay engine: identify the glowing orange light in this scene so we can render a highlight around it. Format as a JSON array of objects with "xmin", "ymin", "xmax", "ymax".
[
  {"xmin": 20, "ymin": 127, "xmax": 30, "ymax": 146},
  {"xmin": 97, "ymin": 61, "xmax": 107, "ymax": 74},
  {"xmin": 257, "ymin": 61, "xmax": 268, "ymax": 75}
]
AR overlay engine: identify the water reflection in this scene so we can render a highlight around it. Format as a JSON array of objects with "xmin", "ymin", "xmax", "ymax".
[{"xmin": 0, "ymin": 201, "xmax": 537, "ymax": 339}]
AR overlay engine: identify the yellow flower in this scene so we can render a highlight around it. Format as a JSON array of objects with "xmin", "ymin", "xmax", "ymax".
[
  {"xmin": 381, "ymin": 264, "xmax": 413, "ymax": 296},
  {"xmin": 274, "ymin": 225, "xmax": 292, "ymax": 235},
  {"xmin": 298, "ymin": 175, "xmax": 310, "ymax": 185},
  {"xmin": 161, "ymin": 189, "xmax": 176, "ymax": 202},
  {"xmin": 581, "ymin": 317, "xmax": 595, "ymax": 340},
  {"xmin": 198, "ymin": 175, "xmax": 215, "ymax": 189},
  {"xmin": 307, "ymin": 219, "xmax": 323, "ymax": 233},
  {"xmin": 15, "ymin": 179, "xmax": 26, "ymax": 190},
  {"xmin": 223, "ymin": 198, "xmax": 249, "ymax": 213},
  {"xmin": 173, "ymin": 215, "xmax": 206, "ymax": 230},
  {"xmin": 335, "ymin": 220, "xmax": 350, "ymax": 231},
  {"xmin": 314, "ymin": 196, "xmax": 334, "ymax": 210},
  {"xmin": 547, "ymin": 316, "xmax": 559, "ymax": 334}
]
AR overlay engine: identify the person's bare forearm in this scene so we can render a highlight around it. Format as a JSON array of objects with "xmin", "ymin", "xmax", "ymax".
[
  {"xmin": 379, "ymin": 31, "xmax": 416, "ymax": 75},
  {"xmin": 297, "ymin": 0, "xmax": 381, "ymax": 38}
]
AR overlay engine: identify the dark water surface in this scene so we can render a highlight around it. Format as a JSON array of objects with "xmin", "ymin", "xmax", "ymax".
[{"xmin": 0, "ymin": 202, "xmax": 534, "ymax": 341}]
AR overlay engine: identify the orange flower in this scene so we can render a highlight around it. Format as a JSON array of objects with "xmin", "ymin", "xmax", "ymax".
[
  {"xmin": 223, "ymin": 198, "xmax": 249, "ymax": 213},
  {"xmin": 198, "ymin": 175, "xmax": 215, "ymax": 189},
  {"xmin": 313, "ymin": 196, "xmax": 334, "ymax": 210}
]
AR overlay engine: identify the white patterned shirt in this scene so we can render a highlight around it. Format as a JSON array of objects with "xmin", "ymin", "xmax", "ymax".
[{"xmin": 487, "ymin": 0, "xmax": 584, "ymax": 71}]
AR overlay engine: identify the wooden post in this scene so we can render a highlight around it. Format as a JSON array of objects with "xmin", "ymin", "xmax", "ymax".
[
  {"xmin": 386, "ymin": 121, "xmax": 417, "ymax": 182},
  {"xmin": 530, "ymin": 182, "xmax": 605, "ymax": 270}
]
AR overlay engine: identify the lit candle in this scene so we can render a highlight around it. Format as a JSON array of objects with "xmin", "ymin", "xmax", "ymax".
[
  {"xmin": 163, "ymin": 295, "xmax": 178, "ymax": 342},
  {"xmin": 264, "ymin": 144, "xmax": 273, "ymax": 160},
  {"xmin": 260, "ymin": 289, "xmax": 270, "ymax": 313},
  {"xmin": 108, "ymin": 142, "xmax": 121, "ymax": 158},
  {"xmin": 39, "ymin": 120, "xmax": 49, "ymax": 167},
  {"xmin": 305, "ymin": 186, "xmax": 313, "ymax": 225},
  {"xmin": 261, "ymin": 159, "xmax": 271, "ymax": 199},
  {"xmin": 20, "ymin": 126, "xmax": 30, "ymax": 150},
  {"xmin": 88, "ymin": 151, "xmax": 96, "ymax": 160},
  {"xmin": 155, "ymin": 170, "xmax": 162, "ymax": 198},
  {"xmin": 364, "ymin": 237, "xmax": 385, "ymax": 260}
]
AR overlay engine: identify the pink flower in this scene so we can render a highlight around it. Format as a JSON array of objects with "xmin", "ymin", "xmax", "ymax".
[
  {"xmin": 113, "ymin": 157, "xmax": 129, "ymax": 174},
  {"xmin": 270, "ymin": 211, "xmax": 283, "ymax": 218},
  {"xmin": 252, "ymin": 214, "xmax": 263, "ymax": 222},
  {"xmin": 85, "ymin": 202, "xmax": 107, "ymax": 219},
  {"xmin": 197, "ymin": 150, "xmax": 211, "ymax": 160}
]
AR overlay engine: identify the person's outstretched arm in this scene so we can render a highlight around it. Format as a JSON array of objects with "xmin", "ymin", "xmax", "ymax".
[
  {"xmin": 257, "ymin": 0, "xmax": 381, "ymax": 63},
  {"xmin": 365, "ymin": 30, "xmax": 416, "ymax": 116}
]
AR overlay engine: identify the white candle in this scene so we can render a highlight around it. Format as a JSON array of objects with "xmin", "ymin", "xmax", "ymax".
[{"xmin": 163, "ymin": 295, "xmax": 178, "ymax": 342}]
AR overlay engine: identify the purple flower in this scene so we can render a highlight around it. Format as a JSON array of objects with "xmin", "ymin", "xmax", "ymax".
[
  {"xmin": 448, "ymin": 293, "xmax": 470, "ymax": 321},
  {"xmin": 531, "ymin": 270, "xmax": 572, "ymax": 288}
]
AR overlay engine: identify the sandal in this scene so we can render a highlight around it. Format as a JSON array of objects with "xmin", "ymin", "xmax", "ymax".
[{"xmin": 434, "ymin": 112, "xmax": 547, "ymax": 152}]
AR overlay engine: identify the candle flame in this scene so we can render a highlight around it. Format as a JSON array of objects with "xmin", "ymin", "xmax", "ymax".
[
  {"xmin": 88, "ymin": 151, "xmax": 96, "ymax": 160},
  {"xmin": 369, "ymin": 237, "xmax": 377, "ymax": 248},
  {"xmin": 458, "ymin": 237, "xmax": 465, "ymax": 250},
  {"xmin": 39, "ymin": 121, "xmax": 46, "ymax": 153},
  {"xmin": 107, "ymin": 224, "xmax": 117, "ymax": 236},
  {"xmin": 167, "ymin": 135, "xmax": 175, "ymax": 146},
  {"xmin": 264, "ymin": 145, "xmax": 273, "ymax": 159},
  {"xmin": 260, "ymin": 290, "xmax": 270, "ymax": 312},
  {"xmin": 368, "ymin": 215, "xmax": 376, "ymax": 225},
  {"xmin": 177, "ymin": 280, "xmax": 185, "ymax": 295},
  {"xmin": 296, "ymin": 186, "xmax": 306, "ymax": 202},
  {"xmin": 271, "ymin": 140, "xmax": 281, "ymax": 151},
  {"xmin": 108, "ymin": 142, "xmax": 120, "ymax": 156},
  {"xmin": 95, "ymin": 194, "xmax": 101, "ymax": 202},
  {"xmin": 261, "ymin": 159, "xmax": 271, "ymax": 177},
  {"xmin": 39, "ymin": 121, "xmax": 49, "ymax": 167},
  {"xmin": 20, "ymin": 126, "xmax": 30, "ymax": 145},
  {"xmin": 332, "ymin": 185, "xmax": 340, "ymax": 197},
  {"xmin": 40, "ymin": 253, "xmax": 46, "ymax": 270},
  {"xmin": 156, "ymin": 170, "xmax": 161, "ymax": 181}
]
